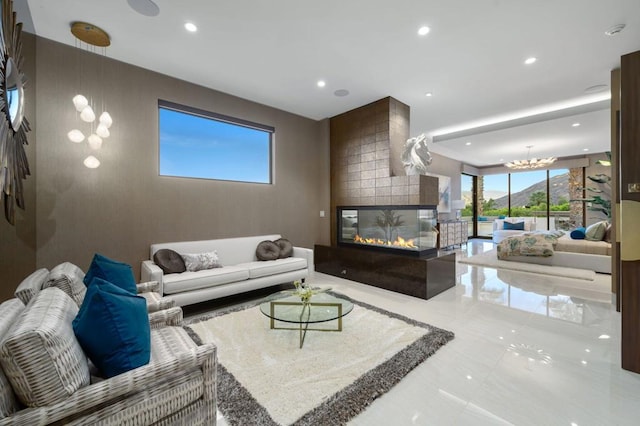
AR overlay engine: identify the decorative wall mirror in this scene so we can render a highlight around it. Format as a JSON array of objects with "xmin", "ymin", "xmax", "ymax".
[{"xmin": 0, "ymin": 0, "xmax": 30, "ymax": 225}]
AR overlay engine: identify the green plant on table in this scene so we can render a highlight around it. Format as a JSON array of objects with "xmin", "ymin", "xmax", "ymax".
[{"xmin": 291, "ymin": 280, "xmax": 330, "ymax": 304}]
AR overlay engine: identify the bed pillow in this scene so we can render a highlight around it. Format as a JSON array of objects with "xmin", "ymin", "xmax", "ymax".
[
  {"xmin": 603, "ymin": 223, "xmax": 613, "ymax": 243},
  {"xmin": 503, "ymin": 221, "xmax": 525, "ymax": 231},
  {"xmin": 585, "ymin": 221, "xmax": 608, "ymax": 241},
  {"xmin": 570, "ymin": 227, "xmax": 586, "ymax": 240}
]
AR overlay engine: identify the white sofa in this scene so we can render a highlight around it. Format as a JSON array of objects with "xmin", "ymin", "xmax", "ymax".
[
  {"xmin": 492, "ymin": 217, "xmax": 537, "ymax": 243},
  {"xmin": 141, "ymin": 234, "xmax": 313, "ymax": 307}
]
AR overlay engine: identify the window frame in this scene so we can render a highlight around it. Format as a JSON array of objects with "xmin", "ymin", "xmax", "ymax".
[{"xmin": 158, "ymin": 99, "xmax": 274, "ymax": 184}]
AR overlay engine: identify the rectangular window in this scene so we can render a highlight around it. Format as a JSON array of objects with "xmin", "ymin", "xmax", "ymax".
[{"xmin": 159, "ymin": 100, "xmax": 273, "ymax": 184}]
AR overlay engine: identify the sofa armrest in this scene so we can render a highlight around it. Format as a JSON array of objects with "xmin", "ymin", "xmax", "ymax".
[
  {"xmin": 136, "ymin": 280, "xmax": 159, "ymax": 294},
  {"xmin": 148, "ymin": 307, "xmax": 183, "ymax": 328},
  {"xmin": 141, "ymin": 261, "xmax": 164, "ymax": 295},
  {"xmin": 293, "ymin": 246, "xmax": 314, "ymax": 273},
  {"xmin": 2, "ymin": 343, "xmax": 216, "ymax": 426}
]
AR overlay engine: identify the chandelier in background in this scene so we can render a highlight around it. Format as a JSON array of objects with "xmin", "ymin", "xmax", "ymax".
[
  {"xmin": 67, "ymin": 22, "xmax": 113, "ymax": 169},
  {"xmin": 504, "ymin": 145, "xmax": 556, "ymax": 170}
]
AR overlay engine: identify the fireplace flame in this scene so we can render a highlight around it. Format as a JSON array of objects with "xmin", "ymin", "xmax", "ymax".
[{"xmin": 354, "ymin": 235, "xmax": 417, "ymax": 248}]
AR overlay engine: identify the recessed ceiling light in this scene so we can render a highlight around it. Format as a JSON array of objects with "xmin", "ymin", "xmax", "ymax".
[
  {"xmin": 184, "ymin": 22, "xmax": 197, "ymax": 32},
  {"xmin": 418, "ymin": 26, "xmax": 430, "ymax": 36},
  {"xmin": 524, "ymin": 57, "xmax": 537, "ymax": 65},
  {"xmin": 465, "ymin": 142, "xmax": 471, "ymax": 146},
  {"xmin": 499, "ymin": 158, "xmax": 504, "ymax": 162},
  {"xmin": 605, "ymin": 24, "xmax": 625, "ymax": 36},
  {"xmin": 572, "ymin": 122, "xmax": 580, "ymax": 127},
  {"xmin": 425, "ymin": 92, "xmax": 433, "ymax": 97},
  {"xmin": 317, "ymin": 80, "xmax": 326, "ymax": 88},
  {"xmin": 598, "ymin": 334, "xmax": 610, "ymax": 340},
  {"xmin": 334, "ymin": 89, "xmax": 349, "ymax": 97},
  {"xmin": 583, "ymin": 148, "xmax": 589, "ymax": 151}
]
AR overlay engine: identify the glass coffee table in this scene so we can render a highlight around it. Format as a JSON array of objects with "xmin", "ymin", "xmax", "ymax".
[{"xmin": 259, "ymin": 291, "xmax": 354, "ymax": 348}]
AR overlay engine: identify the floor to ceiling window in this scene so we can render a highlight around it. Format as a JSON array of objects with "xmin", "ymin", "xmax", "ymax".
[
  {"xmin": 467, "ymin": 167, "xmax": 582, "ymax": 239},
  {"xmin": 461, "ymin": 174, "xmax": 474, "ymax": 237}
]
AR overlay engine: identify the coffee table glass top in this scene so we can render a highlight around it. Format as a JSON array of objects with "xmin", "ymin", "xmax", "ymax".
[{"xmin": 259, "ymin": 291, "xmax": 354, "ymax": 324}]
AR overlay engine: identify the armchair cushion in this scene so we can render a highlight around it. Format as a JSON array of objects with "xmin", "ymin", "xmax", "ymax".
[
  {"xmin": 0, "ymin": 298, "xmax": 26, "ymax": 417},
  {"xmin": 0, "ymin": 287, "xmax": 90, "ymax": 407},
  {"xmin": 14, "ymin": 268, "xmax": 49, "ymax": 305},
  {"xmin": 43, "ymin": 262, "xmax": 86, "ymax": 306},
  {"xmin": 83, "ymin": 253, "xmax": 137, "ymax": 294},
  {"xmin": 73, "ymin": 278, "xmax": 150, "ymax": 378}
]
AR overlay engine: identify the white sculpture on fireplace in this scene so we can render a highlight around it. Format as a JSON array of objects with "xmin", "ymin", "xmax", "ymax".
[{"xmin": 401, "ymin": 133, "xmax": 432, "ymax": 175}]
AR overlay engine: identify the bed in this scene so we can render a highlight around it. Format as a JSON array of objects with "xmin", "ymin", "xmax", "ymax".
[{"xmin": 497, "ymin": 232, "xmax": 611, "ymax": 274}]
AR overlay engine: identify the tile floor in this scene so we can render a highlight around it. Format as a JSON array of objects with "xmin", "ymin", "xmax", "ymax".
[{"xmin": 213, "ymin": 240, "xmax": 640, "ymax": 426}]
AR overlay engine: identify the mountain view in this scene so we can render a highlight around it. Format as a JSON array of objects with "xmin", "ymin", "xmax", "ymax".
[{"xmin": 462, "ymin": 172, "xmax": 570, "ymax": 207}]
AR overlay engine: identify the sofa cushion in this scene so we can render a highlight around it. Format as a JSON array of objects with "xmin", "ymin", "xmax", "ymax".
[
  {"xmin": 83, "ymin": 253, "xmax": 137, "ymax": 294},
  {"xmin": 14, "ymin": 268, "xmax": 49, "ymax": 305},
  {"xmin": 238, "ymin": 257, "xmax": 308, "ymax": 279},
  {"xmin": 585, "ymin": 220, "xmax": 608, "ymax": 241},
  {"xmin": 274, "ymin": 238, "xmax": 293, "ymax": 258},
  {"xmin": 256, "ymin": 240, "xmax": 280, "ymax": 261},
  {"xmin": 153, "ymin": 248, "xmax": 187, "ymax": 274},
  {"xmin": 181, "ymin": 251, "xmax": 222, "ymax": 272},
  {"xmin": 0, "ymin": 287, "xmax": 90, "ymax": 407},
  {"xmin": 162, "ymin": 266, "xmax": 250, "ymax": 295},
  {"xmin": 43, "ymin": 262, "xmax": 87, "ymax": 306},
  {"xmin": 73, "ymin": 278, "xmax": 151, "ymax": 378},
  {"xmin": 0, "ymin": 299, "xmax": 25, "ymax": 418}
]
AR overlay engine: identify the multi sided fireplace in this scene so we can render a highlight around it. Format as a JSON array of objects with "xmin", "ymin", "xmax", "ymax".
[{"xmin": 337, "ymin": 205, "xmax": 438, "ymax": 257}]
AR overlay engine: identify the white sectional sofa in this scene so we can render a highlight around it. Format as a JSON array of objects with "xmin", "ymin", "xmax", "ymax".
[{"xmin": 141, "ymin": 234, "xmax": 314, "ymax": 306}]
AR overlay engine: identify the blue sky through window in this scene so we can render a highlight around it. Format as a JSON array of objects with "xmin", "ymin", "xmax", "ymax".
[{"xmin": 159, "ymin": 107, "xmax": 271, "ymax": 183}]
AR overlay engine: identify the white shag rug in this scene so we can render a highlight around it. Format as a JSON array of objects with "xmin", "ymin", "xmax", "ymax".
[
  {"xmin": 185, "ymin": 293, "xmax": 453, "ymax": 425},
  {"xmin": 459, "ymin": 249, "xmax": 596, "ymax": 281}
]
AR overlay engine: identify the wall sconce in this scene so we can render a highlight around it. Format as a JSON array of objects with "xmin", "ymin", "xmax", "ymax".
[
  {"xmin": 451, "ymin": 200, "xmax": 466, "ymax": 220},
  {"xmin": 67, "ymin": 22, "xmax": 113, "ymax": 169}
]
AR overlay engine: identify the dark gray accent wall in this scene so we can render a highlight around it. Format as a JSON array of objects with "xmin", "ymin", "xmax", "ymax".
[{"xmin": 4, "ymin": 36, "xmax": 329, "ymax": 288}]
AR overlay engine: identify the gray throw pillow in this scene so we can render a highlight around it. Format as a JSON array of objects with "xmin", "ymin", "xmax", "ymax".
[
  {"xmin": 153, "ymin": 249, "xmax": 187, "ymax": 274},
  {"xmin": 273, "ymin": 238, "xmax": 293, "ymax": 258},
  {"xmin": 256, "ymin": 240, "xmax": 280, "ymax": 261},
  {"xmin": 181, "ymin": 251, "xmax": 222, "ymax": 272}
]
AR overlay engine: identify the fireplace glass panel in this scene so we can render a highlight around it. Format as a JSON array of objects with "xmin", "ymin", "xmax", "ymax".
[{"xmin": 338, "ymin": 205, "xmax": 438, "ymax": 256}]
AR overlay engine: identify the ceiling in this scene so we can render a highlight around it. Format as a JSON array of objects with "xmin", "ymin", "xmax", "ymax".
[{"xmin": 17, "ymin": 0, "xmax": 640, "ymax": 167}]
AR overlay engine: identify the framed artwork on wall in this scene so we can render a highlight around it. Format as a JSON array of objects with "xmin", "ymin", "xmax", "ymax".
[{"xmin": 425, "ymin": 173, "xmax": 451, "ymax": 213}]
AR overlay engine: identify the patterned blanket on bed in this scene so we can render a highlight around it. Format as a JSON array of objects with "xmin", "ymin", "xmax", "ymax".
[{"xmin": 496, "ymin": 232, "xmax": 563, "ymax": 259}]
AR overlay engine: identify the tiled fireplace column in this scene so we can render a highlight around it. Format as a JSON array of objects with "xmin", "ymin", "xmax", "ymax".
[{"xmin": 329, "ymin": 96, "xmax": 438, "ymax": 245}]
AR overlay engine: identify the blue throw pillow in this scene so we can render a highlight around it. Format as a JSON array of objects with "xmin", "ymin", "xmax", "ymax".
[
  {"xmin": 83, "ymin": 253, "xmax": 136, "ymax": 294},
  {"xmin": 73, "ymin": 278, "xmax": 150, "ymax": 378},
  {"xmin": 570, "ymin": 227, "xmax": 586, "ymax": 240},
  {"xmin": 503, "ymin": 221, "xmax": 525, "ymax": 230}
]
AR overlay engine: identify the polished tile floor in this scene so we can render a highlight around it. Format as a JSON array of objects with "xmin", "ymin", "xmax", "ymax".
[{"xmin": 216, "ymin": 240, "xmax": 640, "ymax": 426}]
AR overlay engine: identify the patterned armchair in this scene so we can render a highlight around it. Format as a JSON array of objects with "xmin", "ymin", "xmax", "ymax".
[{"xmin": 0, "ymin": 266, "xmax": 216, "ymax": 425}]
